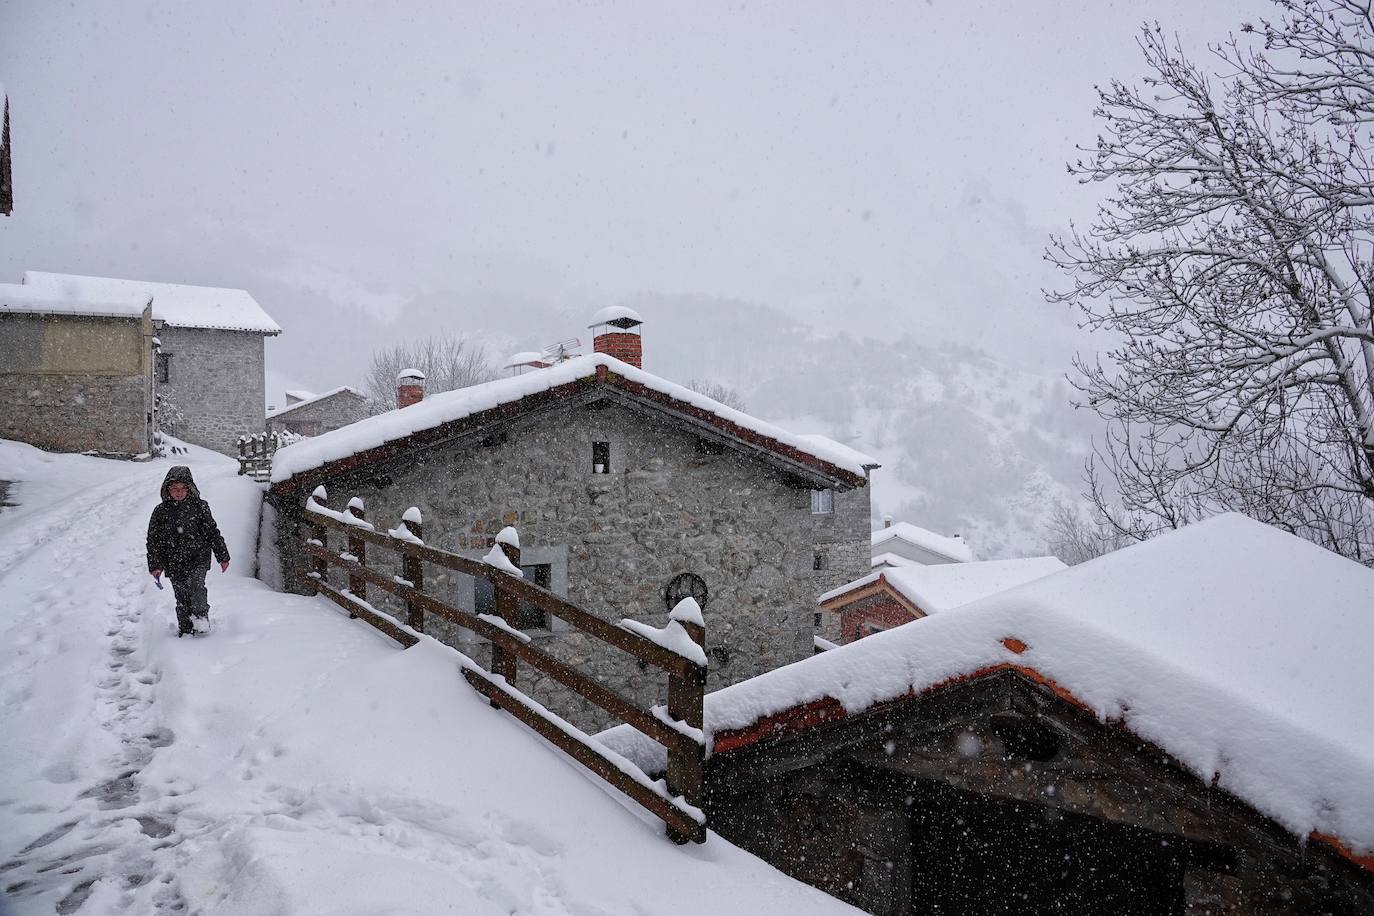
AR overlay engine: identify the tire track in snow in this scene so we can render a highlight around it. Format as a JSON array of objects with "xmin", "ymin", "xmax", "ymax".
[{"xmin": 1, "ymin": 466, "xmax": 190, "ymax": 914}]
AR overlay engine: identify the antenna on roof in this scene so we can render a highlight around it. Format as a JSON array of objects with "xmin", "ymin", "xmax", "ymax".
[{"xmin": 541, "ymin": 337, "xmax": 581, "ymax": 363}]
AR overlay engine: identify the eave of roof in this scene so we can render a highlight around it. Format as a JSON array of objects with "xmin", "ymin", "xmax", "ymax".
[
  {"xmin": 818, "ymin": 572, "xmax": 926, "ymax": 620},
  {"xmin": 269, "ymin": 357, "xmax": 872, "ymax": 495}
]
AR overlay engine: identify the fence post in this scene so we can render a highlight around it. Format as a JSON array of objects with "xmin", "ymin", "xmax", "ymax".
[
  {"xmin": 307, "ymin": 486, "xmax": 329, "ymax": 594},
  {"xmin": 665, "ymin": 603, "xmax": 707, "ymax": 844},
  {"xmin": 490, "ymin": 529, "xmax": 521, "ymax": 689},
  {"xmin": 401, "ymin": 508, "xmax": 424, "ymax": 632},
  {"xmin": 346, "ymin": 496, "xmax": 366, "ymax": 617}
]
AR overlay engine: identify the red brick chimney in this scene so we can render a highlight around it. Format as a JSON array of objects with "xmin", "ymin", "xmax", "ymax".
[
  {"xmin": 589, "ymin": 306, "xmax": 644, "ymax": 369},
  {"xmin": 396, "ymin": 368, "xmax": 426, "ymax": 408}
]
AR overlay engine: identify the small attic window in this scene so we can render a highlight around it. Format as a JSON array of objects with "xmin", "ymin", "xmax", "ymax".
[
  {"xmin": 592, "ymin": 441, "xmax": 611, "ymax": 474},
  {"xmin": 810, "ymin": 488, "xmax": 834, "ymax": 514}
]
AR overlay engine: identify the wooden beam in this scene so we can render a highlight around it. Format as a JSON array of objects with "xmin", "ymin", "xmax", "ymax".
[
  {"xmin": 311, "ymin": 575, "xmax": 419, "ymax": 648},
  {"xmin": 463, "ymin": 667, "xmax": 705, "ymax": 843}
]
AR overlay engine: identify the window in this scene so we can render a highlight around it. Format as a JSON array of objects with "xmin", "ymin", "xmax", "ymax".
[
  {"xmin": 813, "ymin": 612, "xmax": 822, "ymax": 627},
  {"xmin": 810, "ymin": 488, "xmax": 834, "ymax": 514},
  {"xmin": 863, "ymin": 622, "xmax": 888, "ymax": 637},
  {"xmin": 592, "ymin": 441, "xmax": 611, "ymax": 474},
  {"xmin": 473, "ymin": 562, "xmax": 551, "ymax": 629},
  {"xmin": 156, "ymin": 352, "xmax": 172, "ymax": 384},
  {"xmin": 813, "ymin": 552, "xmax": 827, "ymax": 571}
]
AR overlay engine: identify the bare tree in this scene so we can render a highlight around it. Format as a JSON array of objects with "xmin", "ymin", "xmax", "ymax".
[
  {"xmin": 1043, "ymin": 502, "xmax": 1134, "ymax": 566},
  {"xmin": 365, "ymin": 333, "xmax": 498, "ymax": 412},
  {"xmin": 1048, "ymin": 3, "xmax": 1374, "ymax": 564},
  {"xmin": 686, "ymin": 379, "xmax": 748, "ymax": 412}
]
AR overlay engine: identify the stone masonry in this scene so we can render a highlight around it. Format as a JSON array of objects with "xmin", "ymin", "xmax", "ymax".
[
  {"xmin": 158, "ymin": 327, "xmax": 266, "ymax": 455},
  {"xmin": 0, "ymin": 311, "xmax": 155, "ymax": 456},
  {"xmin": 276, "ymin": 399, "xmax": 870, "ymax": 730}
]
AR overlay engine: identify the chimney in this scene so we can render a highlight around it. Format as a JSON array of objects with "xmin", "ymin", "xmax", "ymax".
[
  {"xmin": 396, "ymin": 368, "xmax": 426, "ymax": 408},
  {"xmin": 883, "ymin": 515, "xmax": 893, "ymax": 529},
  {"xmin": 588, "ymin": 306, "xmax": 644, "ymax": 369}
]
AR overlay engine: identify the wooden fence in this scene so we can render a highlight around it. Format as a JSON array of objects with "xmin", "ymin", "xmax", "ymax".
[
  {"xmin": 298, "ymin": 486, "xmax": 708, "ymax": 844},
  {"xmin": 237, "ymin": 431, "xmax": 300, "ymax": 481}
]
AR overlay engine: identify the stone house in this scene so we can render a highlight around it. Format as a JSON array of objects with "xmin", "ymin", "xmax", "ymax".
[
  {"xmin": 602, "ymin": 515, "xmax": 1374, "ymax": 915},
  {"xmin": 267, "ymin": 311, "xmax": 879, "ymax": 730},
  {"xmin": 266, "ymin": 386, "xmax": 371, "ymax": 438},
  {"xmin": 0, "ymin": 284, "xmax": 159, "ymax": 456},
  {"xmin": 819, "ymin": 555, "xmax": 1065, "ymax": 644},
  {"xmin": 19, "ymin": 271, "xmax": 281, "ymax": 455}
]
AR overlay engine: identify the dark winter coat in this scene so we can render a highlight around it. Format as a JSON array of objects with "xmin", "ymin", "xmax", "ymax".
[{"xmin": 146, "ymin": 466, "xmax": 230, "ymax": 576}]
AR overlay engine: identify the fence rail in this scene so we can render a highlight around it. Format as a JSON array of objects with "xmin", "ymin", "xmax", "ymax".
[{"xmin": 298, "ymin": 486, "xmax": 708, "ymax": 844}]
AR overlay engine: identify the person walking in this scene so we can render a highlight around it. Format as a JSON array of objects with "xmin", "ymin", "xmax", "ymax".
[{"xmin": 146, "ymin": 466, "xmax": 230, "ymax": 637}]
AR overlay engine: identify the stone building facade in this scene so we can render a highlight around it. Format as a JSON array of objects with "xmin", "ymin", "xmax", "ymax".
[
  {"xmin": 269, "ymin": 359, "xmax": 875, "ymax": 730},
  {"xmin": 266, "ymin": 387, "xmax": 371, "ymax": 438},
  {"xmin": 157, "ymin": 326, "xmax": 268, "ymax": 453},
  {"xmin": 19, "ymin": 272, "xmax": 281, "ymax": 456},
  {"xmin": 0, "ymin": 287, "xmax": 158, "ymax": 456}
]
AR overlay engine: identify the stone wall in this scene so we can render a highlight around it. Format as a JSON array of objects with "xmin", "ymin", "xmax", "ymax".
[
  {"xmin": 0, "ymin": 372, "xmax": 150, "ymax": 455},
  {"xmin": 276, "ymin": 398, "xmax": 870, "ymax": 730},
  {"xmin": 158, "ymin": 327, "xmax": 266, "ymax": 454},
  {"xmin": 0, "ymin": 313, "xmax": 153, "ymax": 456},
  {"xmin": 267, "ymin": 391, "xmax": 371, "ymax": 437}
]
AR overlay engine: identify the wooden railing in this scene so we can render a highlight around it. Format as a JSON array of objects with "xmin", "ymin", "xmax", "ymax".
[
  {"xmin": 298, "ymin": 486, "xmax": 708, "ymax": 844},
  {"xmin": 237, "ymin": 431, "xmax": 300, "ymax": 481}
]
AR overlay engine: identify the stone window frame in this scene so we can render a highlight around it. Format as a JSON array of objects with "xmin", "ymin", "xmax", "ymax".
[
  {"xmin": 453, "ymin": 544, "xmax": 571, "ymax": 636},
  {"xmin": 810, "ymin": 488, "xmax": 835, "ymax": 514}
]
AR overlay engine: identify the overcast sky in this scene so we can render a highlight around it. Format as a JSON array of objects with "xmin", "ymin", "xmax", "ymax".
[{"xmin": 2, "ymin": 0, "xmax": 1259, "ymax": 380}]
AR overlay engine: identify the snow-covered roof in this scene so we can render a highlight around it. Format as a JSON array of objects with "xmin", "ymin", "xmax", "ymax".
[
  {"xmin": 270, "ymin": 353, "xmax": 880, "ymax": 487},
  {"xmin": 870, "ymin": 552, "xmax": 916, "ymax": 569},
  {"xmin": 267, "ymin": 386, "xmax": 369, "ymax": 419},
  {"xmin": 871, "ymin": 521, "xmax": 973, "ymax": 562},
  {"xmin": 603, "ymin": 515, "xmax": 1374, "ymax": 860},
  {"xmin": 21, "ymin": 271, "xmax": 281, "ymax": 334},
  {"xmin": 504, "ymin": 350, "xmax": 549, "ymax": 368},
  {"xmin": 284, "ymin": 389, "xmax": 316, "ymax": 402},
  {"xmin": 0, "ymin": 282, "xmax": 151, "ymax": 320},
  {"xmin": 794, "ymin": 433, "xmax": 881, "ymax": 471},
  {"xmin": 822, "ymin": 555, "xmax": 1067, "ymax": 614},
  {"xmin": 589, "ymin": 305, "xmax": 643, "ymax": 328}
]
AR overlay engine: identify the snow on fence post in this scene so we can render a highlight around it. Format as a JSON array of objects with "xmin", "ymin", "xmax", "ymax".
[
  {"xmin": 308, "ymin": 486, "xmax": 329, "ymax": 593},
  {"xmin": 346, "ymin": 497, "xmax": 367, "ymax": 618},
  {"xmin": 665, "ymin": 598, "xmax": 707, "ymax": 844},
  {"xmin": 491, "ymin": 529, "xmax": 521, "ymax": 690},
  {"xmin": 401, "ymin": 508, "xmax": 424, "ymax": 632}
]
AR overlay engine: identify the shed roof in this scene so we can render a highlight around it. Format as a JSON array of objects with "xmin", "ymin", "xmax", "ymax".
[
  {"xmin": 821, "ymin": 555, "xmax": 1068, "ymax": 615},
  {"xmin": 602, "ymin": 515, "xmax": 1374, "ymax": 862},
  {"xmin": 269, "ymin": 353, "xmax": 880, "ymax": 492},
  {"xmin": 22, "ymin": 271, "xmax": 280, "ymax": 333}
]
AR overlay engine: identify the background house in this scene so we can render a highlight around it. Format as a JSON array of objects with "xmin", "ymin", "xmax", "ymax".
[
  {"xmin": 871, "ymin": 518, "xmax": 973, "ymax": 567},
  {"xmin": 819, "ymin": 555, "xmax": 1066, "ymax": 643},
  {"xmin": 266, "ymin": 312, "xmax": 879, "ymax": 730},
  {"xmin": 603, "ymin": 515, "xmax": 1374, "ymax": 915},
  {"xmin": 20, "ymin": 271, "xmax": 281, "ymax": 455},
  {"xmin": 266, "ymin": 386, "xmax": 371, "ymax": 438},
  {"xmin": 0, "ymin": 284, "xmax": 158, "ymax": 456}
]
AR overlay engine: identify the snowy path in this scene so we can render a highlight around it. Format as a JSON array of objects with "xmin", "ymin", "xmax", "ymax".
[
  {"xmin": 0, "ymin": 441, "xmax": 858, "ymax": 916},
  {"xmin": 0, "ymin": 456, "xmax": 202, "ymax": 913}
]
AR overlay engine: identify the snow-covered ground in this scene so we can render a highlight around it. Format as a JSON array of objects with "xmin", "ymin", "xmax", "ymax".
[{"xmin": 0, "ymin": 440, "xmax": 858, "ymax": 915}]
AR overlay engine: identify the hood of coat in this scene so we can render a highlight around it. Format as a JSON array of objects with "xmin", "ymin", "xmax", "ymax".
[{"xmin": 160, "ymin": 466, "xmax": 202, "ymax": 502}]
